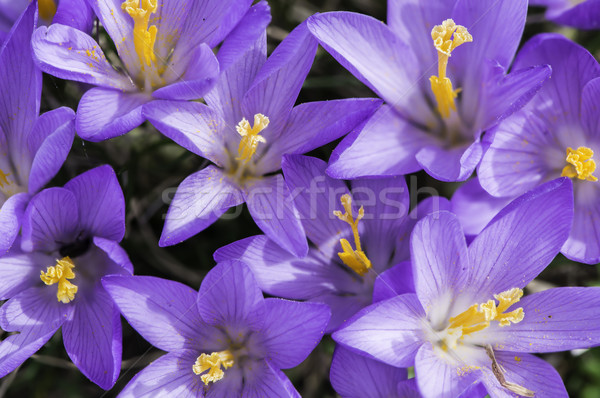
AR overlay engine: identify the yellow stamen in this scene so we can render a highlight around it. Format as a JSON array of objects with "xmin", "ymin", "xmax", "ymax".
[
  {"xmin": 236, "ymin": 114, "xmax": 269, "ymax": 163},
  {"xmin": 429, "ymin": 19, "xmax": 473, "ymax": 119},
  {"xmin": 561, "ymin": 146, "xmax": 598, "ymax": 182},
  {"xmin": 193, "ymin": 350, "xmax": 234, "ymax": 385},
  {"xmin": 38, "ymin": 0, "xmax": 57, "ymax": 21},
  {"xmin": 444, "ymin": 288, "xmax": 524, "ymax": 349},
  {"xmin": 0, "ymin": 169, "xmax": 11, "ymax": 188},
  {"xmin": 121, "ymin": 0, "xmax": 158, "ymax": 69},
  {"xmin": 333, "ymin": 194, "xmax": 372, "ymax": 276},
  {"xmin": 40, "ymin": 257, "xmax": 78, "ymax": 304}
]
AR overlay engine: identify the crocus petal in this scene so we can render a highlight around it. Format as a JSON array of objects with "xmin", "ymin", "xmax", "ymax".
[
  {"xmin": 27, "ymin": 107, "xmax": 76, "ymax": 193},
  {"xmin": 54, "ymin": 0, "xmax": 95, "ymax": 33},
  {"xmin": 261, "ymin": 299, "xmax": 329, "ymax": 369},
  {"xmin": 0, "ymin": 248, "xmax": 51, "ymax": 300},
  {"xmin": 76, "ymin": 87, "xmax": 149, "ymax": 142},
  {"xmin": 480, "ymin": 287, "xmax": 600, "ymax": 353},
  {"xmin": 215, "ymin": 1, "xmax": 271, "ymax": 75},
  {"xmin": 214, "ymin": 235, "xmax": 357, "ymax": 300},
  {"xmin": 93, "ymin": 236, "xmax": 134, "ymax": 275},
  {"xmin": 240, "ymin": 360, "xmax": 299, "ymax": 398},
  {"xmin": 32, "ymin": 24, "xmax": 134, "ymax": 90},
  {"xmin": 103, "ymin": 275, "xmax": 215, "ymax": 352},
  {"xmin": 416, "ymin": 140, "xmax": 483, "ymax": 182},
  {"xmin": 0, "ymin": 193, "xmax": 28, "ymax": 254},
  {"xmin": 155, "ymin": 43, "xmax": 219, "ymax": 100},
  {"xmin": 197, "ymin": 260, "xmax": 266, "ymax": 330},
  {"xmin": 328, "ymin": 106, "xmax": 439, "ymax": 179},
  {"xmin": 478, "ymin": 110, "xmax": 552, "ymax": 197},
  {"xmin": 552, "ymin": 0, "xmax": 600, "ymax": 29},
  {"xmin": 563, "ymin": 200, "xmax": 600, "ymax": 264},
  {"xmin": 63, "ymin": 165, "xmax": 125, "ymax": 242},
  {"xmin": 450, "ymin": 178, "xmax": 513, "ymax": 237},
  {"xmin": 411, "ymin": 211, "xmax": 469, "ymax": 310},
  {"xmin": 21, "ymin": 187, "xmax": 79, "ymax": 252},
  {"xmin": 312, "ymin": 292, "xmax": 371, "ymax": 333},
  {"xmin": 373, "ymin": 261, "xmax": 415, "ymax": 303},
  {"xmin": 333, "ymin": 293, "xmax": 425, "ymax": 368},
  {"xmin": 480, "ymin": 352, "xmax": 567, "ymax": 398},
  {"xmin": 257, "ymin": 98, "xmax": 383, "ymax": 174},
  {"xmin": 143, "ymin": 100, "xmax": 228, "ymax": 166},
  {"xmin": 415, "ymin": 343, "xmax": 482, "ymax": 398},
  {"xmin": 244, "ymin": 174, "xmax": 308, "ymax": 257},
  {"xmin": 280, "ymin": 154, "xmax": 351, "ymax": 259},
  {"xmin": 307, "ymin": 12, "xmax": 430, "ymax": 125},
  {"xmin": 513, "ymin": 33, "xmax": 600, "ymax": 126},
  {"xmin": 242, "ymin": 21, "xmax": 317, "ymax": 137},
  {"xmin": 118, "ymin": 350, "xmax": 201, "ymax": 398},
  {"xmin": 581, "ymin": 77, "xmax": 600, "ymax": 140},
  {"xmin": 467, "ymin": 178, "xmax": 573, "ymax": 300},
  {"xmin": 160, "ymin": 166, "xmax": 244, "ymax": 247},
  {"xmin": 0, "ymin": 324, "xmax": 57, "ymax": 379},
  {"xmin": 0, "ymin": 2, "xmax": 39, "ymax": 155},
  {"xmin": 62, "ymin": 289, "xmax": 121, "ymax": 389},
  {"xmin": 330, "ymin": 346, "xmax": 407, "ymax": 398},
  {"xmin": 396, "ymin": 379, "xmax": 422, "ymax": 398}
]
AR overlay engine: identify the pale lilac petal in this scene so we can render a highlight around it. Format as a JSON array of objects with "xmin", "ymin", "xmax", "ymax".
[
  {"xmin": 160, "ymin": 166, "xmax": 243, "ymax": 247},
  {"xmin": 0, "ymin": 249, "xmax": 51, "ymax": 300},
  {"xmin": 333, "ymin": 294, "xmax": 425, "ymax": 368},
  {"xmin": 261, "ymin": 299, "xmax": 329, "ymax": 369},
  {"xmin": 582, "ymin": 77, "xmax": 600, "ymax": 140},
  {"xmin": 27, "ymin": 107, "xmax": 75, "ymax": 193},
  {"xmin": 411, "ymin": 211, "xmax": 469, "ymax": 310},
  {"xmin": 307, "ymin": 13, "xmax": 430, "ymax": 124},
  {"xmin": 143, "ymin": 100, "xmax": 228, "ymax": 166},
  {"xmin": 206, "ymin": 365, "xmax": 243, "ymax": 398},
  {"xmin": 244, "ymin": 174, "xmax": 308, "ymax": 257},
  {"xmin": 214, "ymin": 236, "xmax": 355, "ymax": 300},
  {"xmin": 0, "ymin": 325, "xmax": 57, "ymax": 378},
  {"xmin": 155, "ymin": 43, "xmax": 219, "ymax": 100},
  {"xmin": 76, "ymin": 87, "xmax": 149, "ymax": 142},
  {"xmin": 373, "ymin": 261, "xmax": 414, "ymax": 303},
  {"xmin": 562, "ymin": 199, "xmax": 600, "ymax": 264},
  {"xmin": 480, "ymin": 352, "xmax": 567, "ymax": 398},
  {"xmin": 451, "ymin": 178, "xmax": 513, "ymax": 237},
  {"xmin": 257, "ymin": 98, "xmax": 382, "ymax": 174},
  {"xmin": 242, "ymin": 22, "xmax": 317, "ymax": 137},
  {"xmin": 21, "ymin": 187, "xmax": 79, "ymax": 252},
  {"xmin": 32, "ymin": 24, "xmax": 134, "ymax": 90},
  {"xmin": 241, "ymin": 360, "xmax": 299, "ymax": 398},
  {"xmin": 0, "ymin": 193, "xmax": 28, "ymax": 254},
  {"xmin": 330, "ymin": 346, "xmax": 407, "ymax": 398},
  {"xmin": 416, "ymin": 140, "xmax": 483, "ymax": 182},
  {"xmin": 415, "ymin": 343, "xmax": 482, "ymax": 398},
  {"xmin": 103, "ymin": 275, "xmax": 217, "ymax": 352},
  {"xmin": 481, "ymin": 287, "xmax": 600, "ymax": 353},
  {"xmin": 197, "ymin": 261, "xmax": 266, "ymax": 330},
  {"xmin": 328, "ymin": 106, "xmax": 439, "ymax": 179},
  {"xmin": 118, "ymin": 351, "xmax": 201, "ymax": 398},
  {"xmin": 62, "ymin": 289, "xmax": 121, "ymax": 389},
  {"xmin": 467, "ymin": 178, "xmax": 573, "ymax": 299}
]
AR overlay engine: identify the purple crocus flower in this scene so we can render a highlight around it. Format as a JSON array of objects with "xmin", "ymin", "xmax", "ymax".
[
  {"xmin": 144, "ymin": 24, "xmax": 381, "ymax": 256},
  {"xmin": 103, "ymin": 260, "xmax": 330, "ymax": 397},
  {"xmin": 307, "ymin": 0, "xmax": 550, "ymax": 182},
  {"xmin": 30, "ymin": 0, "xmax": 269, "ymax": 141},
  {"xmin": 0, "ymin": 2, "xmax": 75, "ymax": 254},
  {"xmin": 457, "ymin": 35, "xmax": 600, "ymax": 263},
  {"xmin": 215, "ymin": 154, "xmax": 446, "ymax": 331},
  {"xmin": 0, "ymin": 165, "xmax": 132, "ymax": 389},
  {"xmin": 334, "ymin": 178, "xmax": 600, "ymax": 397},
  {"xmin": 530, "ymin": 0, "xmax": 600, "ymax": 29}
]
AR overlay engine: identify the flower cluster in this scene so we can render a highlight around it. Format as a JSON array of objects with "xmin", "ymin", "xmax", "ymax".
[{"xmin": 0, "ymin": 0, "xmax": 599, "ymax": 397}]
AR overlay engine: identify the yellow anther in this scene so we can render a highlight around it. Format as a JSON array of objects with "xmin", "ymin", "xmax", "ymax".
[
  {"xmin": 193, "ymin": 350, "xmax": 234, "ymax": 385},
  {"xmin": 429, "ymin": 19, "xmax": 473, "ymax": 119},
  {"xmin": 0, "ymin": 169, "xmax": 11, "ymax": 188},
  {"xmin": 561, "ymin": 146, "xmax": 598, "ymax": 182},
  {"xmin": 236, "ymin": 114, "xmax": 269, "ymax": 163},
  {"xmin": 333, "ymin": 194, "xmax": 372, "ymax": 276},
  {"xmin": 38, "ymin": 0, "xmax": 57, "ymax": 21},
  {"xmin": 121, "ymin": 0, "xmax": 158, "ymax": 69},
  {"xmin": 40, "ymin": 257, "xmax": 78, "ymax": 304}
]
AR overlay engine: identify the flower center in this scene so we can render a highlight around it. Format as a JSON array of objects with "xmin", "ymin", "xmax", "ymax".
[
  {"xmin": 561, "ymin": 146, "xmax": 598, "ymax": 182},
  {"xmin": 333, "ymin": 194, "xmax": 372, "ymax": 276},
  {"xmin": 38, "ymin": 0, "xmax": 57, "ymax": 21},
  {"xmin": 441, "ymin": 288, "xmax": 524, "ymax": 351},
  {"xmin": 0, "ymin": 168, "xmax": 23, "ymax": 198},
  {"xmin": 236, "ymin": 114, "xmax": 269, "ymax": 163},
  {"xmin": 193, "ymin": 350, "xmax": 235, "ymax": 385},
  {"xmin": 121, "ymin": 0, "xmax": 158, "ymax": 70},
  {"xmin": 429, "ymin": 19, "xmax": 473, "ymax": 119},
  {"xmin": 40, "ymin": 257, "xmax": 78, "ymax": 304}
]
